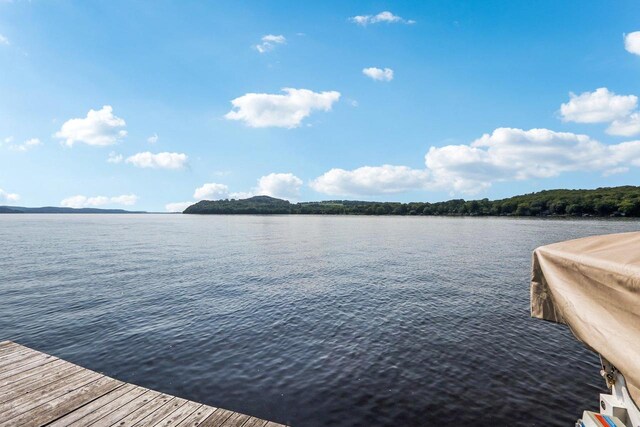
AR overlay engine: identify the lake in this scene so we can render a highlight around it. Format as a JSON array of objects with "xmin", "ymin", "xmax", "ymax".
[{"xmin": 1, "ymin": 214, "xmax": 638, "ymax": 426}]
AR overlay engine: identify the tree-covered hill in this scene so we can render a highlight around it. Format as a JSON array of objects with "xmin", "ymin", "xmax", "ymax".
[
  {"xmin": 184, "ymin": 195, "xmax": 292, "ymax": 214},
  {"xmin": 183, "ymin": 186, "xmax": 640, "ymax": 217}
]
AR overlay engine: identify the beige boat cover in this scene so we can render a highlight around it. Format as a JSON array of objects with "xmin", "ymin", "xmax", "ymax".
[{"xmin": 531, "ymin": 231, "xmax": 640, "ymax": 405}]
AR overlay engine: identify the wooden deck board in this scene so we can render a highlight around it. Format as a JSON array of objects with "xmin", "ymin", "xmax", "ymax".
[
  {"xmin": 106, "ymin": 394, "xmax": 174, "ymax": 427},
  {"xmin": 0, "ymin": 355, "xmax": 59, "ymax": 382},
  {"xmin": 1, "ymin": 376, "xmax": 122, "ymax": 427},
  {"xmin": 152, "ymin": 401, "xmax": 201, "ymax": 427},
  {"xmin": 0, "ymin": 370, "xmax": 102, "ymax": 419},
  {"xmin": 240, "ymin": 418, "xmax": 268, "ymax": 427},
  {"xmin": 0, "ymin": 359, "xmax": 66, "ymax": 390},
  {"xmin": 47, "ymin": 384, "xmax": 137, "ymax": 427},
  {"xmin": 219, "ymin": 412, "xmax": 251, "ymax": 427},
  {"xmin": 199, "ymin": 409, "xmax": 235, "ymax": 427},
  {"xmin": 0, "ymin": 351, "xmax": 50, "ymax": 373},
  {"xmin": 0, "ymin": 342, "xmax": 288, "ymax": 426},
  {"xmin": 175, "ymin": 405, "xmax": 217, "ymax": 427},
  {"xmin": 131, "ymin": 397, "xmax": 188, "ymax": 426},
  {"xmin": 63, "ymin": 385, "xmax": 147, "ymax": 426},
  {"xmin": 0, "ymin": 347, "xmax": 32, "ymax": 363},
  {"xmin": 0, "ymin": 363, "xmax": 83, "ymax": 404},
  {"xmin": 85, "ymin": 389, "xmax": 161, "ymax": 427}
]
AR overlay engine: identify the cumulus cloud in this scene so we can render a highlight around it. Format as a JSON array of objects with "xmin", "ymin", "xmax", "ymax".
[
  {"xmin": 125, "ymin": 152, "xmax": 188, "ymax": 169},
  {"xmin": 186, "ymin": 173, "xmax": 303, "ymax": 206},
  {"xmin": 255, "ymin": 34, "xmax": 286, "ymax": 53},
  {"xmin": 147, "ymin": 134, "xmax": 158, "ymax": 144},
  {"xmin": 193, "ymin": 182, "xmax": 229, "ymax": 200},
  {"xmin": 0, "ymin": 34, "xmax": 9, "ymax": 45},
  {"xmin": 311, "ymin": 128, "xmax": 640, "ymax": 196},
  {"xmin": 425, "ymin": 128, "xmax": 640, "ymax": 193},
  {"xmin": 191, "ymin": 173, "xmax": 303, "ymax": 201},
  {"xmin": 559, "ymin": 88, "xmax": 640, "ymax": 136},
  {"xmin": 310, "ymin": 165, "xmax": 429, "ymax": 196},
  {"xmin": 165, "ymin": 201, "xmax": 192, "ymax": 212},
  {"xmin": 225, "ymin": 88, "xmax": 341, "ymax": 128},
  {"xmin": 255, "ymin": 173, "xmax": 303, "ymax": 199},
  {"xmin": 608, "ymin": 112, "xmax": 640, "ymax": 137},
  {"xmin": 0, "ymin": 188, "xmax": 20, "ymax": 202},
  {"xmin": 350, "ymin": 11, "xmax": 415, "ymax": 26},
  {"xmin": 560, "ymin": 88, "xmax": 637, "ymax": 123},
  {"xmin": 55, "ymin": 106, "xmax": 127, "ymax": 146},
  {"xmin": 624, "ymin": 31, "xmax": 640, "ymax": 56},
  {"xmin": 60, "ymin": 194, "xmax": 138, "ymax": 209},
  {"xmin": 362, "ymin": 67, "xmax": 394, "ymax": 81},
  {"xmin": 8, "ymin": 138, "xmax": 41, "ymax": 152}
]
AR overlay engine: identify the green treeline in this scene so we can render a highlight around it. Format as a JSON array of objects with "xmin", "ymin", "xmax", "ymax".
[{"xmin": 183, "ymin": 186, "xmax": 640, "ymax": 217}]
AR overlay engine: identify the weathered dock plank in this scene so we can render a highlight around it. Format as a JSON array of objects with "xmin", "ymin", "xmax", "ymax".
[
  {"xmin": 47, "ymin": 384, "xmax": 136, "ymax": 427},
  {"xmin": 153, "ymin": 400, "xmax": 202, "ymax": 427},
  {"xmin": 105, "ymin": 394, "xmax": 174, "ymax": 426},
  {"xmin": 63, "ymin": 384, "xmax": 147, "ymax": 426},
  {"xmin": 175, "ymin": 405, "xmax": 217, "ymax": 427},
  {"xmin": 0, "ymin": 342, "xmax": 287, "ymax": 427},
  {"xmin": 87, "ymin": 388, "xmax": 161, "ymax": 427},
  {"xmin": 0, "ymin": 359, "xmax": 66, "ymax": 390},
  {"xmin": 131, "ymin": 396, "xmax": 189, "ymax": 426},
  {"xmin": 0, "ymin": 355, "xmax": 59, "ymax": 382}
]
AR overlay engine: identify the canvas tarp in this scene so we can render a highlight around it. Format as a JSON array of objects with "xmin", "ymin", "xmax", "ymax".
[{"xmin": 531, "ymin": 231, "xmax": 640, "ymax": 405}]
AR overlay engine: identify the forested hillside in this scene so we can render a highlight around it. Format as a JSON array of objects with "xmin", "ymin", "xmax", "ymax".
[{"xmin": 184, "ymin": 186, "xmax": 640, "ymax": 217}]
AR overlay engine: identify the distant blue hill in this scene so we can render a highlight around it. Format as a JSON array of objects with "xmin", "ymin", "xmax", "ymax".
[{"xmin": 0, "ymin": 206, "xmax": 147, "ymax": 214}]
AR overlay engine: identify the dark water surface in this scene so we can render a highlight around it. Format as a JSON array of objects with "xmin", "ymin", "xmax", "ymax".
[{"xmin": 1, "ymin": 215, "xmax": 639, "ymax": 426}]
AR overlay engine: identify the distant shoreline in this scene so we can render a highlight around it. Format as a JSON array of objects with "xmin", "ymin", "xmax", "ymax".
[
  {"xmin": 184, "ymin": 186, "xmax": 640, "ymax": 218},
  {"xmin": 0, "ymin": 206, "xmax": 147, "ymax": 214}
]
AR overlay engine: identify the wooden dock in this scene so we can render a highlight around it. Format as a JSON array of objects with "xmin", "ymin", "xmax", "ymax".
[{"xmin": 0, "ymin": 341, "xmax": 287, "ymax": 427}]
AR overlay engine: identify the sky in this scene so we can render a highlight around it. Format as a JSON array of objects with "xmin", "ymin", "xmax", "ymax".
[{"xmin": 1, "ymin": 0, "xmax": 640, "ymax": 211}]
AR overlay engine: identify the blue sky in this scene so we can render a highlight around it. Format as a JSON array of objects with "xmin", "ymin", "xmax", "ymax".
[{"xmin": 1, "ymin": 0, "xmax": 640, "ymax": 211}]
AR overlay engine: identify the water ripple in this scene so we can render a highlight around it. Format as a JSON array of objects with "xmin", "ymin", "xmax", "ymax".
[{"xmin": 0, "ymin": 215, "xmax": 638, "ymax": 426}]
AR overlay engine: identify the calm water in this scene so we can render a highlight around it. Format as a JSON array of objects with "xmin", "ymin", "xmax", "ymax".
[{"xmin": 1, "ymin": 215, "xmax": 639, "ymax": 426}]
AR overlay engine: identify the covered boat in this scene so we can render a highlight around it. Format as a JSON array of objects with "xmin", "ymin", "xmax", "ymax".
[{"xmin": 531, "ymin": 231, "xmax": 640, "ymax": 427}]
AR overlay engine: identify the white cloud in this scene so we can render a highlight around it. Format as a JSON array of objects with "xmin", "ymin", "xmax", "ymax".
[
  {"xmin": 60, "ymin": 194, "xmax": 138, "ymax": 209},
  {"xmin": 425, "ymin": 128, "xmax": 640, "ymax": 193},
  {"xmin": 147, "ymin": 134, "xmax": 158, "ymax": 144},
  {"xmin": 165, "ymin": 201, "xmax": 192, "ymax": 212},
  {"xmin": 55, "ymin": 106, "xmax": 127, "ymax": 146},
  {"xmin": 311, "ymin": 128, "xmax": 640, "ymax": 196},
  {"xmin": 624, "ymin": 31, "xmax": 640, "ymax": 56},
  {"xmin": 350, "ymin": 11, "xmax": 415, "ymax": 26},
  {"xmin": 0, "ymin": 188, "xmax": 20, "ymax": 202},
  {"xmin": 221, "ymin": 173, "xmax": 303, "ymax": 200},
  {"xmin": 255, "ymin": 34, "xmax": 286, "ymax": 53},
  {"xmin": 193, "ymin": 182, "xmax": 229, "ymax": 200},
  {"xmin": 607, "ymin": 112, "xmax": 640, "ymax": 136},
  {"xmin": 107, "ymin": 152, "xmax": 123, "ymax": 163},
  {"xmin": 310, "ymin": 165, "xmax": 430, "ymax": 196},
  {"xmin": 225, "ymin": 88, "xmax": 341, "ymax": 128},
  {"xmin": 255, "ymin": 173, "xmax": 302, "ymax": 199},
  {"xmin": 560, "ymin": 88, "xmax": 637, "ymax": 123},
  {"xmin": 0, "ymin": 34, "xmax": 9, "ymax": 46},
  {"xmin": 8, "ymin": 138, "xmax": 40, "ymax": 152},
  {"xmin": 362, "ymin": 67, "xmax": 394, "ymax": 81},
  {"xmin": 125, "ymin": 152, "xmax": 188, "ymax": 169}
]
